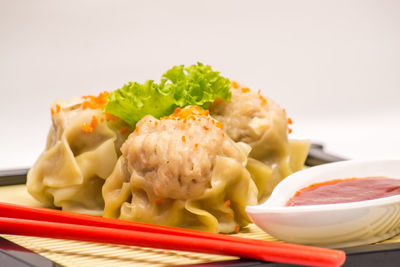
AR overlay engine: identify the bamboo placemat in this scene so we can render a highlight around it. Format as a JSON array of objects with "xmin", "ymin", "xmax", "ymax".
[
  {"xmin": 0, "ymin": 185, "xmax": 278, "ymax": 266},
  {"xmin": 1, "ymin": 223, "xmax": 277, "ymax": 267},
  {"xmin": 1, "ymin": 185, "xmax": 400, "ymax": 266}
]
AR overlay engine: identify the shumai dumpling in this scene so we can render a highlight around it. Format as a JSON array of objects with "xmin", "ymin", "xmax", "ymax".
[
  {"xmin": 27, "ymin": 93, "xmax": 131, "ymax": 215},
  {"xmin": 103, "ymin": 106, "xmax": 258, "ymax": 233},
  {"xmin": 210, "ymin": 83, "xmax": 309, "ymax": 202}
]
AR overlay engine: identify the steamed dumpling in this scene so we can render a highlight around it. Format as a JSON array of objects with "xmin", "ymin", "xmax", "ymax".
[
  {"xmin": 122, "ymin": 107, "xmax": 242, "ymax": 200},
  {"xmin": 27, "ymin": 93, "xmax": 131, "ymax": 215},
  {"xmin": 210, "ymin": 83, "xmax": 289, "ymax": 161},
  {"xmin": 103, "ymin": 106, "xmax": 258, "ymax": 233},
  {"xmin": 210, "ymin": 83, "xmax": 309, "ymax": 202}
]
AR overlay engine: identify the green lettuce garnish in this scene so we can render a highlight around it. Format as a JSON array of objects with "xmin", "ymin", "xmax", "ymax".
[{"xmin": 104, "ymin": 63, "xmax": 231, "ymax": 127}]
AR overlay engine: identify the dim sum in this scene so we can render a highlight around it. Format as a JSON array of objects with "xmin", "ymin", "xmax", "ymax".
[{"xmin": 27, "ymin": 93, "xmax": 130, "ymax": 215}]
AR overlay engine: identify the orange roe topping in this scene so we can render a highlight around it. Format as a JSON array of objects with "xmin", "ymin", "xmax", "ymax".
[
  {"xmin": 51, "ymin": 104, "xmax": 61, "ymax": 115},
  {"xmin": 231, "ymin": 81, "xmax": 240, "ymax": 89},
  {"xmin": 100, "ymin": 117, "xmax": 105, "ymax": 122},
  {"xmin": 224, "ymin": 200, "xmax": 231, "ymax": 208},
  {"xmin": 282, "ymin": 108, "xmax": 286, "ymax": 114},
  {"xmin": 213, "ymin": 98, "xmax": 225, "ymax": 104},
  {"xmin": 81, "ymin": 123, "xmax": 93, "ymax": 133},
  {"xmin": 81, "ymin": 115, "xmax": 98, "ymax": 133},
  {"xmin": 287, "ymin": 118, "xmax": 293, "ymax": 125},
  {"xmin": 241, "ymin": 87, "xmax": 250, "ymax": 93},
  {"xmin": 182, "ymin": 135, "xmax": 186, "ymax": 143},
  {"xmin": 226, "ymin": 213, "xmax": 233, "ymax": 218},
  {"xmin": 82, "ymin": 91, "xmax": 109, "ymax": 110},
  {"xmin": 194, "ymin": 143, "xmax": 199, "ymax": 148},
  {"xmin": 259, "ymin": 95, "xmax": 267, "ymax": 106},
  {"xmin": 90, "ymin": 116, "xmax": 98, "ymax": 128},
  {"xmin": 288, "ymin": 128, "xmax": 293, "ymax": 134},
  {"xmin": 135, "ymin": 126, "xmax": 140, "ymax": 134},
  {"xmin": 163, "ymin": 106, "xmax": 225, "ymax": 135},
  {"xmin": 169, "ymin": 106, "xmax": 209, "ymax": 120},
  {"xmin": 119, "ymin": 127, "xmax": 130, "ymax": 134},
  {"xmin": 155, "ymin": 199, "xmax": 165, "ymax": 204},
  {"xmin": 104, "ymin": 112, "xmax": 119, "ymax": 121},
  {"xmin": 235, "ymin": 226, "xmax": 240, "ymax": 233}
]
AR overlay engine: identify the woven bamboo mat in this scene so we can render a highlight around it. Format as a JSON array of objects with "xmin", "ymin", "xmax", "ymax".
[
  {"xmin": 0, "ymin": 185, "xmax": 278, "ymax": 266},
  {"xmin": 1, "ymin": 223, "xmax": 277, "ymax": 267},
  {"xmin": 1, "ymin": 185, "xmax": 400, "ymax": 266}
]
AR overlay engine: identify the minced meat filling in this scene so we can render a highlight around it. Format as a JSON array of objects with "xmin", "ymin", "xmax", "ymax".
[{"xmin": 121, "ymin": 106, "xmax": 242, "ymax": 200}]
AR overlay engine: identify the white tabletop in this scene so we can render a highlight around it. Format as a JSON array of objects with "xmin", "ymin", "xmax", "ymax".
[{"xmin": 1, "ymin": 0, "xmax": 399, "ymax": 170}]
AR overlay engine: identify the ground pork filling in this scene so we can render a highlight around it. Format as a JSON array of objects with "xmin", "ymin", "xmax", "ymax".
[
  {"xmin": 210, "ymin": 84, "xmax": 288, "ymax": 145},
  {"xmin": 121, "ymin": 106, "xmax": 243, "ymax": 200}
]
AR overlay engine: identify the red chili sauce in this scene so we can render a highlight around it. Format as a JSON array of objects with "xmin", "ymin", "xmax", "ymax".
[{"xmin": 286, "ymin": 177, "xmax": 400, "ymax": 206}]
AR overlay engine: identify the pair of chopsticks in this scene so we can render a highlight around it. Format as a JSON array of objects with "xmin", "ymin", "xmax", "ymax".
[{"xmin": 0, "ymin": 202, "xmax": 345, "ymax": 267}]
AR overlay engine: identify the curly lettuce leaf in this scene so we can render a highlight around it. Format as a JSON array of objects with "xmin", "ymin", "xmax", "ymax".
[{"xmin": 104, "ymin": 63, "xmax": 231, "ymax": 127}]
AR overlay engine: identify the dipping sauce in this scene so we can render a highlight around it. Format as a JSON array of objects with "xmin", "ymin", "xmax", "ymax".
[{"xmin": 286, "ymin": 177, "xmax": 400, "ymax": 206}]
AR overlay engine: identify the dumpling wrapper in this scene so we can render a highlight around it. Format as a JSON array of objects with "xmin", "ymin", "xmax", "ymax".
[
  {"xmin": 27, "ymin": 97, "xmax": 129, "ymax": 215},
  {"xmin": 103, "ymin": 109, "xmax": 258, "ymax": 233},
  {"xmin": 211, "ymin": 85, "xmax": 310, "ymax": 203}
]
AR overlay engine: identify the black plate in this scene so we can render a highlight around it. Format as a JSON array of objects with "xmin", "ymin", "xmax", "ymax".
[
  {"xmin": 4, "ymin": 145, "xmax": 398, "ymax": 267},
  {"xmin": 0, "ymin": 237, "xmax": 62, "ymax": 267}
]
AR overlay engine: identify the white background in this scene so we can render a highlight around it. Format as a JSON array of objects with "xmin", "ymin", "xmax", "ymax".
[{"xmin": 1, "ymin": 0, "xmax": 399, "ymax": 170}]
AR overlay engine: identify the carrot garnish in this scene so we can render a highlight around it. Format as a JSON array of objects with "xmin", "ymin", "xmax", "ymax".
[
  {"xmin": 81, "ymin": 123, "xmax": 93, "ymax": 133},
  {"xmin": 224, "ymin": 200, "xmax": 231, "ymax": 208},
  {"xmin": 213, "ymin": 98, "xmax": 225, "ymax": 104},
  {"xmin": 82, "ymin": 91, "xmax": 109, "ymax": 110},
  {"xmin": 119, "ymin": 128, "xmax": 130, "ymax": 134},
  {"xmin": 216, "ymin": 122, "xmax": 224, "ymax": 130},
  {"xmin": 231, "ymin": 81, "xmax": 240, "ymax": 89},
  {"xmin": 90, "ymin": 116, "xmax": 98, "ymax": 128},
  {"xmin": 82, "ymin": 116, "xmax": 98, "ymax": 133},
  {"xmin": 259, "ymin": 95, "xmax": 267, "ymax": 106},
  {"xmin": 105, "ymin": 112, "xmax": 119, "ymax": 121},
  {"xmin": 155, "ymin": 199, "xmax": 165, "ymax": 204}
]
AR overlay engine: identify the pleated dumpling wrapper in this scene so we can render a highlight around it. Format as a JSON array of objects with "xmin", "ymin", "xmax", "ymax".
[
  {"xmin": 103, "ymin": 106, "xmax": 258, "ymax": 233},
  {"xmin": 27, "ymin": 93, "xmax": 131, "ymax": 215},
  {"xmin": 210, "ymin": 83, "xmax": 310, "ymax": 203}
]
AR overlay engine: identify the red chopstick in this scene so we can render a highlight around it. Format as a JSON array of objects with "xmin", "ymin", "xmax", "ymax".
[{"xmin": 0, "ymin": 202, "xmax": 345, "ymax": 267}]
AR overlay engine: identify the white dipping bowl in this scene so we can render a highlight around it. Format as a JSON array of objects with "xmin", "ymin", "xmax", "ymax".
[{"xmin": 245, "ymin": 159, "xmax": 400, "ymax": 248}]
